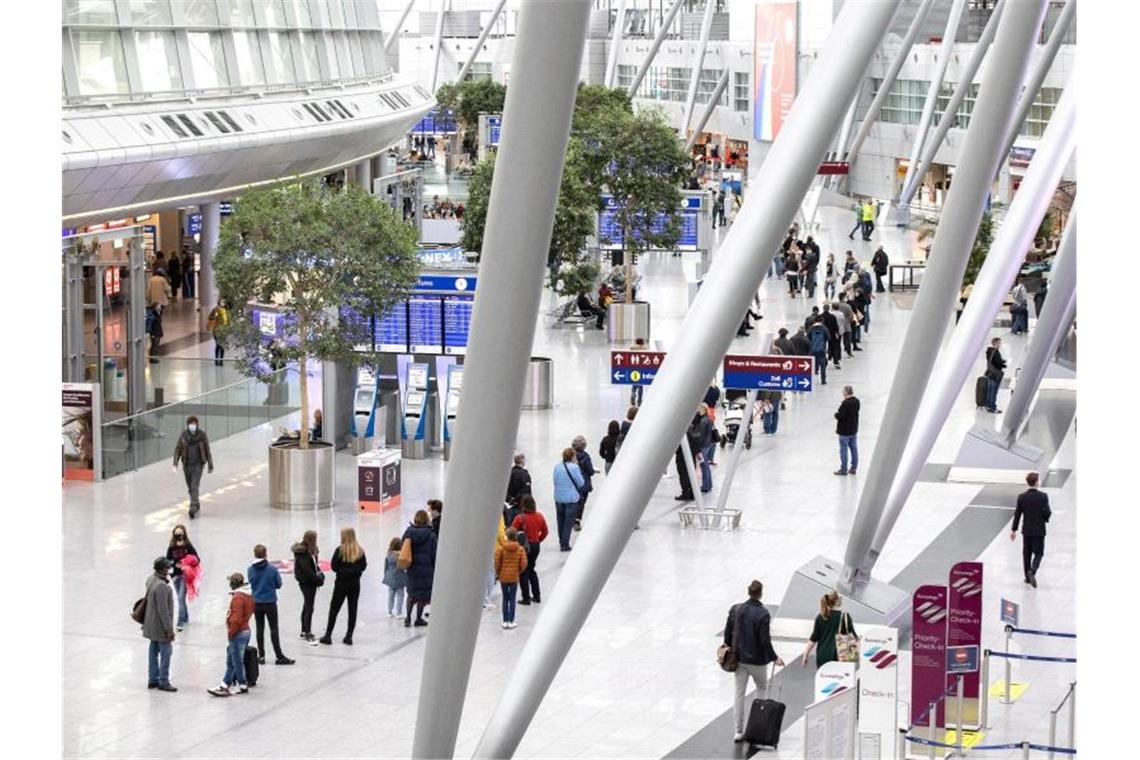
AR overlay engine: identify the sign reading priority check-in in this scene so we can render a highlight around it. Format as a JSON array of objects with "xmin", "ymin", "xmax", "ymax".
[
  {"xmin": 611, "ymin": 350, "xmax": 666, "ymax": 385},
  {"xmin": 723, "ymin": 354, "xmax": 814, "ymax": 391}
]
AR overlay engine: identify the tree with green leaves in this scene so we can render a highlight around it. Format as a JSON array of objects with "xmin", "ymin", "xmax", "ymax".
[
  {"xmin": 435, "ymin": 78, "xmax": 507, "ymax": 157},
  {"xmin": 214, "ymin": 181, "xmax": 421, "ymax": 447}
]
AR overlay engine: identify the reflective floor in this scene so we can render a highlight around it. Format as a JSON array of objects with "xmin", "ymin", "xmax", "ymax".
[{"xmin": 62, "ymin": 206, "xmax": 1076, "ymax": 758}]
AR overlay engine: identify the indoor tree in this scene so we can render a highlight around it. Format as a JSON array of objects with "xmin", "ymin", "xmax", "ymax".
[
  {"xmin": 435, "ymin": 78, "xmax": 507, "ymax": 159},
  {"xmin": 214, "ymin": 180, "xmax": 421, "ymax": 448}
]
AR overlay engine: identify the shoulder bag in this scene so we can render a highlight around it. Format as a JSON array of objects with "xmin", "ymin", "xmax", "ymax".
[
  {"xmin": 397, "ymin": 537, "xmax": 413, "ymax": 570},
  {"xmin": 717, "ymin": 604, "xmax": 743, "ymax": 672},
  {"xmin": 835, "ymin": 613, "xmax": 860, "ymax": 663}
]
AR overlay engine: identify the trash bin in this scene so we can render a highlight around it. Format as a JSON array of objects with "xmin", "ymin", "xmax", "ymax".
[{"xmin": 522, "ymin": 357, "xmax": 553, "ymax": 410}]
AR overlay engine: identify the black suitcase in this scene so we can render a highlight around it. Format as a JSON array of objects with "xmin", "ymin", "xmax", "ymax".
[
  {"xmin": 975, "ymin": 376, "xmax": 988, "ymax": 408},
  {"xmin": 244, "ymin": 645, "xmax": 260, "ymax": 687},
  {"xmin": 744, "ymin": 697, "xmax": 786, "ymax": 747}
]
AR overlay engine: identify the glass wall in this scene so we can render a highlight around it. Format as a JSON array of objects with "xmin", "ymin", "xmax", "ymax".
[
  {"xmin": 870, "ymin": 78, "xmax": 1063, "ymax": 137},
  {"xmin": 232, "ymin": 31, "xmax": 266, "ymax": 86},
  {"xmin": 188, "ymin": 31, "xmax": 230, "ymax": 89},
  {"xmin": 71, "ymin": 30, "xmax": 130, "ymax": 96},
  {"xmin": 134, "ymin": 30, "xmax": 182, "ymax": 92}
]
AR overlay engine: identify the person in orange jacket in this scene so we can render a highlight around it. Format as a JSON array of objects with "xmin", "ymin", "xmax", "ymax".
[{"xmin": 494, "ymin": 529, "xmax": 529, "ymax": 630}]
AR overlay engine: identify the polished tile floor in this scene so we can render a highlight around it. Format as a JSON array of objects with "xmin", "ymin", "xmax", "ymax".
[{"xmin": 62, "ymin": 206, "xmax": 1076, "ymax": 758}]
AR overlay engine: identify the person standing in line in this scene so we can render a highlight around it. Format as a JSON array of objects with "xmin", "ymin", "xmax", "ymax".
[
  {"xmin": 166, "ymin": 252, "xmax": 181, "ymax": 302},
  {"xmin": 495, "ymin": 528, "xmax": 529, "ymax": 629},
  {"xmin": 553, "ymin": 448, "xmax": 586, "ymax": 551},
  {"xmin": 165, "ymin": 525, "xmax": 199, "ymax": 631},
  {"xmin": 724, "ymin": 580, "xmax": 784, "ymax": 742},
  {"xmin": 821, "ymin": 304, "xmax": 842, "ymax": 371},
  {"xmin": 571, "ymin": 436, "xmax": 596, "ymax": 531},
  {"xmin": 871, "ymin": 246, "xmax": 889, "ymax": 293},
  {"xmin": 800, "ymin": 591, "xmax": 855, "ymax": 668},
  {"xmin": 808, "ymin": 319, "xmax": 829, "ymax": 386},
  {"xmin": 843, "ymin": 250, "xmax": 859, "ymax": 278},
  {"xmin": 142, "ymin": 557, "xmax": 178, "ymax": 692},
  {"xmin": 248, "ymin": 545, "xmax": 294, "ymax": 665},
  {"xmin": 1010, "ymin": 281, "xmax": 1029, "ymax": 334},
  {"xmin": 172, "ymin": 415, "xmax": 213, "ymax": 519},
  {"xmin": 619, "ymin": 405, "xmax": 637, "ymax": 443},
  {"xmin": 402, "ymin": 511, "xmax": 436, "ymax": 627},
  {"xmin": 206, "ymin": 301, "xmax": 230, "ymax": 366},
  {"xmin": 599, "ymin": 420, "xmax": 621, "ymax": 475},
  {"xmin": 382, "ymin": 537, "xmax": 408, "ymax": 618},
  {"xmin": 512, "ymin": 495, "xmax": 549, "ymax": 605},
  {"xmin": 180, "ymin": 249, "xmax": 195, "ymax": 299},
  {"xmin": 834, "ymin": 386, "xmax": 860, "ymax": 476},
  {"xmin": 208, "ymin": 572, "xmax": 255, "ymax": 697},
  {"xmin": 693, "ymin": 404, "xmax": 715, "ymax": 495},
  {"xmin": 1010, "ymin": 471, "xmax": 1052, "ymax": 588},
  {"xmin": 428, "ymin": 499, "xmax": 443, "ymax": 535},
  {"xmin": 291, "ymin": 530, "xmax": 323, "ymax": 644},
  {"xmin": 321, "ymin": 527, "xmax": 368, "ymax": 641},
  {"xmin": 824, "ymin": 253, "xmax": 840, "ymax": 300},
  {"xmin": 505, "ymin": 453, "xmax": 532, "ymax": 507},
  {"xmin": 773, "ymin": 327, "xmax": 794, "ymax": 356},
  {"xmin": 784, "ymin": 246, "xmax": 801, "ymax": 297},
  {"xmin": 704, "ymin": 383, "xmax": 722, "ymax": 466},
  {"xmin": 984, "ymin": 337, "xmax": 1007, "ymax": 414}
]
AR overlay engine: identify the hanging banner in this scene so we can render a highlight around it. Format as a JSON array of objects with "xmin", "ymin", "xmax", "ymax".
[
  {"xmin": 947, "ymin": 561, "xmax": 984, "ymax": 727},
  {"xmin": 63, "ymin": 383, "xmax": 101, "ymax": 481},
  {"xmin": 858, "ymin": 625, "xmax": 899, "ymax": 758},
  {"xmin": 815, "ymin": 660, "xmax": 857, "ymax": 703},
  {"xmin": 911, "ymin": 585, "xmax": 950, "ymax": 727},
  {"xmin": 753, "ymin": 1, "xmax": 798, "ymax": 142}
]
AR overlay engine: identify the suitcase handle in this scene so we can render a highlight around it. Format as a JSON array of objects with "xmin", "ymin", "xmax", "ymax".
[{"xmin": 766, "ymin": 662, "xmax": 784, "ymax": 700}]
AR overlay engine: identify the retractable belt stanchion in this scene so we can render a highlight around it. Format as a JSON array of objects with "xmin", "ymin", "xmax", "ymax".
[
  {"xmin": 928, "ymin": 699, "xmax": 938, "ymax": 760},
  {"xmin": 956, "ymin": 674, "xmax": 965, "ymax": 756},
  {"xmin": 1068, "ymin": 682, "xmax": 1076, "ymax": 750},
  {"xmin": 980, "ymin": 649, "xmax": 991, "ymax": 728},
  {"xmin": 1004, "ymin": 625, "xmax": 1014, "ymax": 704}
]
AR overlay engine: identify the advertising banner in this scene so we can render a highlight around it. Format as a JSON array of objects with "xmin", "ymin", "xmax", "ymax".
[
  {"xmin": 753, "ymin": 1, "xmax": 798, "ymax": 142},
  {"xmin": 63, "ymin": 383, "xmax": 100, "ymax": 481},
  {"xmin": 948, "ymin": 561, "xmax": 984, "ymax": 726},
  {"xmin": 815, "ymin": 661, "xmax": 857, "ymax": 703},
  {"xmin": 858, "ymin": 625, "xmax": 899, "ymax": 758},
  {"xmin": 911, "ymin": 585, "xmax": 950, "ymax": 727}
]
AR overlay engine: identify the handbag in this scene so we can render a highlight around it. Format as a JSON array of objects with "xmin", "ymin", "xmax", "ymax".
[
  {"xmin": 835, "ymin": 613, "xmax": 859, "ymax": 663},
  {"xmin": 716, "ymin": 604, "xmax": 743, "ymax": 673},
  {"xmin": 131, "ymin": 596, "xmax": 147, "ymax": 624},
  {"xmin": 397, "ymin": 537, "xmax": 413, "ymax": 570}
]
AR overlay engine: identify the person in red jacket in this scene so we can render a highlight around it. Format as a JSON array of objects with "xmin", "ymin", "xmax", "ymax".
[
  {"xmin": 511, "ymin": 495, "xmax": 549, "ymax": 606},
  {"xmin": 209, "ymin": 573, "xmax": 255, "ymax": 696}
]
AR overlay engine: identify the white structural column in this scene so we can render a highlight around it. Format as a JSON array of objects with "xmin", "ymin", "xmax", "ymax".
[
  {"xmin": 409, "ymin": 2, "xmax": 592, "ymax": 758},
  {"xmin": 384, "ymin": 0, "xmax": 418, "ymax": 53},
  {"xmin": 626, "ymin": 0, "xmax": 685, "ymax": 98},
  {"xmin": 456, "ymin": 0, "xmax": 509, "ymax": 83},
  {"xmin": 604, "ymin": 0, "xmax": 628, "ymax": 88},
  {"xmin": 197, "ymin": 201, "xmax": 220, "ymax": 332},
  {"xmin": 680, "ymin": 0, "xmax": 717, "ymax": 134},
  {"xmin": 843, "ymin": 0, "xmax": 938, "ymax": 169},
  {"xmin": 897, "ymin": 0, "xmax": 968, "ymax": 199},
  {"xmin": 867, "ymin": 82, "xmax": 1075, "ymax": 564},
  {"xmin": 428, "ymin": 0, "xmax": 451, "ymax": 93},
  {"xmin": 354, "ymin": 160, "xmax": 372, "ymax": 193},
  {"xmin": 840, "ymin": 0, "xmax": 1049, "ymax": 584},
  {"xmin": 1000, "ymin": 211, "xmax": 1076, "ymax": 445},
  {"xmin": 684, "ymin": 67, "xmax": 730, "ymax": 152},
  {"xmin": 473, "ymin": 2, "xmax": 901, "ymax": 757},
  {"xmin": 899, "ymin": 0, "xmax": 1007, "ymax": 206}
]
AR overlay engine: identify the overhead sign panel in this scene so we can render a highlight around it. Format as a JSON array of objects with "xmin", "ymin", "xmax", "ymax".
[
  {"xmin": 723, "ymin": 354, "xmax": 813, "ymax": 391},
  {"xmin": 611, "ymin": 350, "xmax": 666, "ymax": 386}
]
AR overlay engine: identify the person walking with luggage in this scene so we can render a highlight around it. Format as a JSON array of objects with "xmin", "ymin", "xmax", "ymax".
[
  {"xmin": 1010, "ymin": 471, "xmax": 1052, "ymax": 587},
  {"xmin": 172, "ymin": 416, "xmax": 213, "ymax": 519},
  {"xmin": 599, "ymin": 420, "xmax": 621, "ymax": 475},
  {"xmin": 382, "ymin": 537, "xmax": 408, "ymax": 618},
  {"xmin": 291, "ymin": 531, "xmax": 323, "ymax": 644},
  {"xmin": 142, "ymin": 557, "xmax": 178, "ymax": 691},
  {"xmin": 571, "ymin": 436, "xmax": 596, "ymax": 531},
  {"xmin": 984, "ymin": 337, "xmax": 1007, "ymax": 413},
  {"xmin": 321, "ymin": 527, "xmax": 368, "ymax": 641},
  {"xmin": 553, "ymin": 448, "xmax": 586, "ymax": 551},
  {"xmin": 724, "ymin": 580, "xmax": 784, "ymax": 743},
  {"xmin": 208, "ymin": 572, "xmax": 255, "ymax": 696},
  {"xmin": 165, "ymin": 525, "xmax": 199, "ymax": 631},
  {"xmin": 871, "ymin": 246, "xmax": 889, "ymax": 292},
  {"xmin": 495, "ymin": 528, "xmax": 529, "ymax": 629},
  {"xmin": 800, "ymin": 590, "xmax": 856, "ymax": 667},
  {"xmin": 834, "ymin": 386, "xmax": 860, "ymax": 476},
  {"xmin": 401, "ymin": 511, "xmax": 436, "ymax": 627},
  {"xmin": 248, "ymin": 545, "xmax": 295, "ymax": 665},
  {"xmin": 511, "ymin": 495, "xmax": 548, "ymax": 605}
]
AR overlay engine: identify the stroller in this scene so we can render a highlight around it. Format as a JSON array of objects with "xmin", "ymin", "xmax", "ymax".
[{"xmin": 719, "ymin": 393, "xmax": 753, "ymax": 450}]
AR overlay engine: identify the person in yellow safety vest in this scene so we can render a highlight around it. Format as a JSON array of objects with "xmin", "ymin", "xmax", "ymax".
[{"xmin": 861, "ymin": 201, "xmax": 876, "ymax": 241}]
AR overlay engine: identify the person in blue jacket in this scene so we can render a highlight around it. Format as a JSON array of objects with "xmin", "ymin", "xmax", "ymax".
[
  {"xmin": 247, "ymin": 544, "xmax": 294, "ymax": 665},
  {"xmin": 552, "ymin": 448, "xmax": 586, "ymax": 552}
]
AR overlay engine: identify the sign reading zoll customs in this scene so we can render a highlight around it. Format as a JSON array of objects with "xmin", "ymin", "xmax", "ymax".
[
  {"xmin": 911, "ymin": 585, "xmax": 950, "ymax": 727},
  {"xmin": 947, "ymin": 561, "xmax": 984, "ymax": 727},
  {"xmin": 858, "ymin": 625, "xmax": 899, "ymax": 758}
]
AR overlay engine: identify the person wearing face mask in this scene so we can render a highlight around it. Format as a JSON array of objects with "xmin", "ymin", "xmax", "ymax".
[
  {"xmin": 800, "ymin": 590, "xmax": 856, "ymax": 667},
  {"xmin": 142, "ymin": 557, "xmax": 178, "ymax": 691},
  {"xmin": 165, "ymin": 525, "xmax": 200, "ymax": 631},
  {"xmin": 173, "ymin": 415, "xmax": 213, "ymax": 519}
]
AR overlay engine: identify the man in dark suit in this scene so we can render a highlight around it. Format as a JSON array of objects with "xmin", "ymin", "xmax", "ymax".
[
  {"xmin": 1010, "ymin": 471, "xmax": 1051, "ymax": 587},
  {"xmin": 724, "ymin": 580, "xmax": 784, "ymax": 742}
]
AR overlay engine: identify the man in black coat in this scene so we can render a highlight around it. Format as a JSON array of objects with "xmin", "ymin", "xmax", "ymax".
[
  {"xmin": 871, "ymin": 246, "xmax": 889, "ymax": 292},
  {"xmin": 789, "ymin": 327, "xmax": 811, "ymax": 357},
  {"xmin": 505, "ymin": 453, "xmax": 532, "ymax": 507},
  {"xmin": 821, "ymin": 305, "xmax": 842, "ymax": 370},
  {"xmin": 773, "ymin": 327, "xmax": 794, "ymax": 356},
  {"xmin": 834, "ymin": 386, "xmax": 860, "ymax": 475},
  {"xmin": 984, "ymin": 337, "xmax": 1007, "ymax": 413},
  {"xmin": 724, "ymin": 580, "xmax": 784, "ymax": 742},
  {"xmin": 1010, "ymin": 471, "xmax": 1052, "ymax": 587}
]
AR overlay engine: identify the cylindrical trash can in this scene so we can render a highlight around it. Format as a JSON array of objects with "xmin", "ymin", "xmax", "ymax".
[
  {"xmin": 607, "ymin": 301, "xmax": 651, "ymax": 344},
  {"xmin": 268, "ymin": 441, "xmax": 334, "ymax": 510},
  {"xmin": 522, "ymin": 357, "xmax": 553, "ymax": 410}
]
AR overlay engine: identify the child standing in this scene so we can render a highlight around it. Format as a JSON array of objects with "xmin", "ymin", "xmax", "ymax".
[
  {"xmin": 495, "ymin": 528, "xmax": 528, "ymax": 630},
  {"xmin": 209, "ymin": 573, "xmax": 255, "ymax": 696},
  {"xmin": 382, "ymin": 537, "xmax": 408, "ymax": 618}
]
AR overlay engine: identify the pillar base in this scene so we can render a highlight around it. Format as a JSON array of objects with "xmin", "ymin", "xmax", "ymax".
[
  {"xmin": 946, "ymin": 426, "xmax": 1050, "ymax": 485},
  {"xmin": 778, "ymin": 555, "xmax": 910, "ymax": 627}
]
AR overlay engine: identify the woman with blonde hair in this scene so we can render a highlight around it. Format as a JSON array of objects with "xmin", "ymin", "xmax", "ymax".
[
  {"xmin": 319, "ymin": 527, "xmax": 367, "ymax": 646},
  {"xmin": 800, "ymin": 590, "xmax": 856, "ymax": 667}
]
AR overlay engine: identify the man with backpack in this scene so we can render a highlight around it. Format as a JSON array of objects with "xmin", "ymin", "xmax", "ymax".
[
  {"xmin": 141, "ymin": 557, "xmax": 178, "ymax": 691},
  {"xmin": 808, "ymin": 320, "xmax": 830, "ymax": 386},
  {"xmin": 724, "ymin": 580, "xmax": 783, "ymax": 742}
]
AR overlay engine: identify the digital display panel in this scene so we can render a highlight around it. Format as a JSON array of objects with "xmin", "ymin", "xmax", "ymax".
[
  {"xmin": 376, "ymin": 303, "xmax": 409, "ymax": 353},
  {"xmin": 408, "ymin": 297, "xmax": 442, "ymax": 354},
  {"xmin": 443, "ymin": 296, "xmax": 474, "ymax": 355}
]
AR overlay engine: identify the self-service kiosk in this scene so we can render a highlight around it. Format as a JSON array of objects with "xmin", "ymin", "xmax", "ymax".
[
  {"xmin": 350, "ymin": 366, "xmax": 383, "ymax": 454},
  {"xmin": 401, "ymin": 363, "xmax": 431, "ymax": 459},
  {"xmin": 442, "ymin": 365, "xmax": 463, "ymax": 460}
]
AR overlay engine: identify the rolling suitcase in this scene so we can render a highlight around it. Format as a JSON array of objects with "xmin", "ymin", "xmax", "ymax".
[
  {"xmin": 975, "ymin": 376, "xmax": 988, "ymax": 408},
  {"xmin": 244, "ymin": 645, "xmax": 260, "ymax": 687},
  {"xmin": 743, "ymin": 665, "xmax": 785, "ymax": 748}
]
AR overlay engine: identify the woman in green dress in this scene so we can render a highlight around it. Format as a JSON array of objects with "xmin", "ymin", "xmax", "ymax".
[{"xmin": 801, "ymin": 590, "xmax": 856, "ymax": 667}]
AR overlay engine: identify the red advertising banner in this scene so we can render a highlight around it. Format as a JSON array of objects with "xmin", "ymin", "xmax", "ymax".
[
  {"xmin": 948, "ymin": 561, "xmax": 984, "ymax": 725},
  {"xmin": 753, "ymin": 1, "xmax": 798, "ymax": 142},
  {"xmin": 911, "ymin": 585, "xmax": 950, "ymax": 727}
]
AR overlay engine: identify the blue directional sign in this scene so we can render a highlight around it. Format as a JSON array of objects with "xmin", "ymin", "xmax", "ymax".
[
  {"xmin": 611, "ymin": 350, "xmax": 666, "ymax": 386},
  {"xmin": 487, "ymin": 114, "xmax": 502, "ymax": 146},
  {"xmin": 723, "ymin": 355, "xmax": 814, "ymax": 392},
  {"xmin": 946, "ymin": 645, "xmax": 979, "ymax": 675}
]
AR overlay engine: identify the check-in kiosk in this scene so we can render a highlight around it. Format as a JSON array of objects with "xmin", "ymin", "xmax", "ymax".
[
  {"xmin": 401, "ymin": 363, "xmax": 431, "ymax": 459},
  {"xmin": 350, "ymin": 366, "xmax": 383, "ymax": 454},
  {"xmin": 442, "ymin": 365, "xmax": 463, "ymax": 460}
]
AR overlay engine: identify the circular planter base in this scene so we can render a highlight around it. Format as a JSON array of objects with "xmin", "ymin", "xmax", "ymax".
[{"xmin": 268, "ymin": 440, "xmax": 334, "ymax": 510}]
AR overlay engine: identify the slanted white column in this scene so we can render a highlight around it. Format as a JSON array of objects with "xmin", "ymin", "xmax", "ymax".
[{"xmin": 626, "ymin": 0, "xmax": 685, "ymax": 98}]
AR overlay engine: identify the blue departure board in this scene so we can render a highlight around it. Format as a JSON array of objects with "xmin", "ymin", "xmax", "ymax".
[
  {"xmin": 487, "ymin": 115, "xmax": 502, "ymax": 146},
  {"xmin": 340, "ymin": 307, "xmax": 373, "ymax": 352},
  {"xmin": 408, "ymin": 296, "xmax": 443, "ymax": 354},
  {"xmin": 443, "ymin": 296, "xmax": 474, "ymax": 355},
  {"xmin": 598, "ymin": 196, "xmax": 700, "ymax": 250},
  {"xmin": 376, "ymin": 303, "xmax": 408, "ymax": 353}
]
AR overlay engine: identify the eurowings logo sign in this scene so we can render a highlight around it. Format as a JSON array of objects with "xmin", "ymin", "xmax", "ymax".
[
  {"xmin": 862, "ymin": 645, "xmax": 898, "ymax": 669},
  {"xmin": 819, "ymin": 681, "xmax": 847, "ymax": 696},
  {"xmin": 914, "ymin": 600, "xmax": 948, "ymax": 624}
]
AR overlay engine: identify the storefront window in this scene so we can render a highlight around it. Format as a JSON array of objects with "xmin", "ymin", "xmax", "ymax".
[
  {"xmin": 187, "ymin": 31, "xmax": 230, "ymax": 89},
  {"xmin": 71, "ymin": 30, "xmax": 130, "ymax": 96},
  {"xmin": 233, "ymin": 31, "xmax": 266, "ymax": 85},
  {"xmin": 134, "ymin": 30, "xmax": 182, "ymax": 92}
]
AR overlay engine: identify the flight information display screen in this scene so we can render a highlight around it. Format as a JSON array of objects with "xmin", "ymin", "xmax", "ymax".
[
  {"xmin": 408, "ymin": 297, "xmax": 443, "ymax": 354},
  {"xmin": 376, "ymin": 303, "xmax": 408, "ymax": 353},
  {"xmin": 597, "ymin": 196, "xmax": 700, "ymax": 250},
  {"xmin": 443, "ymin": 296, "xmax": 474, "ymax": 355}
]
